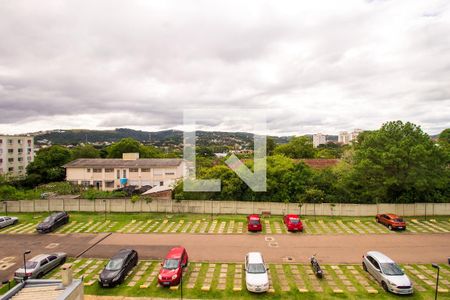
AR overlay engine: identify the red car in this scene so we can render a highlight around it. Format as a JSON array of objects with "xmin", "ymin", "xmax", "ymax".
[
  {"xmin": 283, "ymin": 214, "xmax": 303, "ymax": 231},
  {"xmin": 375, "ymin": 213, "xmax": 406, "ymax": 230},
  {"xmin": 247, "ymin": 214, "xmax": 262, "ymax": 232},
  {"xmin": 158, "ymin": 246, "xmax": 188, "ymax": 286}
]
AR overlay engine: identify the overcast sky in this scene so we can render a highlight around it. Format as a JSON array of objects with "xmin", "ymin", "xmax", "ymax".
[{"xmin": 0, "ymin": 0, "xmax": 449, "ymax": 136}]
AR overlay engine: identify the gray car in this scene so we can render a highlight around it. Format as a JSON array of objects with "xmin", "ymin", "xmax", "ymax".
[
  {"xmin": 362, "ymin": 251, "xmax": 413, "ymax": 295},
  {"xmin": 14, "ymin": 252, "xmax": 67, "ymax": 281},
  {"xmin": 0, "ymin": 216, "xmax": 18, "ymax": 229}
]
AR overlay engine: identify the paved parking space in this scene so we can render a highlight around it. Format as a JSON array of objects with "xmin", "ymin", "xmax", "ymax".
[
  {"xmin": 41, "ymin": 259, "xmax": 450, "ymax": 297},
  {"xmin": 2, "ymin": 217, "xmax": 450, "ymax": 235}
]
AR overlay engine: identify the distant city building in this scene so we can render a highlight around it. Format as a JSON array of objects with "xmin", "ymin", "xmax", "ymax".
[
  {"xmin": 338, "ymin": 129, "xmax": 363, "ymax": 145},
  {"xmin": 312, "ymin": 133, "xmax": 327, "ymax": 148},
  {"xmin": 63, "ymin": 153, "xmax": 185, "ymax": 191},
  {"xmin": 0, "ymin": 135, "xmax": 34, "ymax": 176}
]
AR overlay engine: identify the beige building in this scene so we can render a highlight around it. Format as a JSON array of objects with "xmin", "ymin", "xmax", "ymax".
[
  {"xmin": 338, "ymin": 129, "xmax": 363, "ymax": 145},
  {"xmin": 0, "ymin": 135, "xmax": 34, "ymax": 176},
  {"xmin": 63, "ymin": 153, "xmax": 185, "ymax": 191}
]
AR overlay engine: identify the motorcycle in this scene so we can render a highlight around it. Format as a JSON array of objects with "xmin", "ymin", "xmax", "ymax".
[{"xmin": 310, "ymin": 254, "xmax": 323, "ymax": 278}]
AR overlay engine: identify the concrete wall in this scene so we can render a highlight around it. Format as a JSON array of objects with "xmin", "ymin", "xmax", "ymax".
[{"xmin": 1, "ymin": 199, "xmax": 450, "ymax": 216}]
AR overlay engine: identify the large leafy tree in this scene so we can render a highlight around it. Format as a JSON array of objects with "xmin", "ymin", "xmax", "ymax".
[
  {"xmin": 350, "ymin": 121, "xmax": 448, "ymax": 203},
  {"xmin": 26, "ymin": 145, "xmax": 72, "ymax": 185},
  {"xmin": 71, "ymin": 145, "xmax": 100, "ymax": 160},
  {"xmin": 274, "ymin": 136, "xmax": 315, "ymax": 158},
  {"xmin": 106, "ymin": 138, "xmax": 164, "ymax": 158}
]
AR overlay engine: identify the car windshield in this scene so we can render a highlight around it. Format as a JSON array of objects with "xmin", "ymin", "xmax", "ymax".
[
  {"xmin": 105, "ymin": 258, "xmax": 124, "ymax": 271},
  {"xmin": 381, "ymin": 263, "xmax": 404, "ymax": 276},
  {"xmin": 393, "ymin": 218, "xmax": 404, "ymax": 222},
  {"xmin": 249, "ymin": 220, "xmax": 260, "ymax": 225},
  {"xmin": 163, "ymin": 259, "xmax": 179, "ymax": 270},
  {"xmin": 25, "ymin": 261, "xmax": 37, "ymax": 269},
  {"xmin": 247, "ymin": 263, "xmax": 266, "ymax": 274},
  {"xmin": 289, "ymin": 218, "xmax": 300, "ymax": 224},
  {"xmin": 43, "ymin": 216, "xmax": 54, "ymax": 223}
]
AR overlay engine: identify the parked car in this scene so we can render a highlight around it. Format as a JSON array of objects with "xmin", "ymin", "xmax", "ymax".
[
  {"xmin": 36, "ymin": 211, "xmax": 69, "ymax": 233},
  {"xmin": 14, "ymin": 252, "xmax": 67, "ymax": 281},
  {"xmin": 362, "ymin": 251, "xmax": 413, "ymax": 295},
  {"xmin": 0, "ymin": 216, "xmax": 18, "ymax": 229},
  {"xmin": 99, "ymin": 249, "xmax": 138, "ymax": 287},
  {"xmin": 245, "ymin": 252, "xmax": 269, "ymax": 293},
  {"xmin": 247, "ymin": 214, "xmax": 262, "ymax": 232},
  {"xmin": 283, "ymin": 214, "xmax": 303, "ymax": 231},
  {"xmin": 375, "ymin": 213, "xmax": 406, "ymax": 230},
  {"xmin": 158, "ymin": 246, "xmax": 189, "ymax": 286}
]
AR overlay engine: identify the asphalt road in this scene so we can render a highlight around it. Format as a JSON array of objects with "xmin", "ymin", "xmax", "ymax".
[{"xmin": 1, "ymin": 232, "xmax": 449, "ymax": 281}]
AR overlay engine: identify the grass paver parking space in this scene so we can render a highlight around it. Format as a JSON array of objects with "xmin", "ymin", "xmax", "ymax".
[{"xmin": 3, "ymin": 213, "xmax": 450, "ymax": 238}]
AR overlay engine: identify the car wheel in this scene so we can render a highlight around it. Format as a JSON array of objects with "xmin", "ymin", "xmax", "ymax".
[
  {"xmin": 61, "ymin": 257, "xmax": 66, "ymax": 265},
  {"xmin": 362, "ymin": 262, "xmax": 367, "ymax": 272},
  {"xmin": 13, "ymin": 219, "xmax": 18, "ymax": 225},
  {"xmin": 376, "ymin": 217, "xmax": 380, "ymax": 223},
  {"xmin": 388, "ymin": 225, "xmax": 393, "ymax": 230},
  {"xmin": 381, "ymin": 281, "xmax": 389, "ymax": 292}
]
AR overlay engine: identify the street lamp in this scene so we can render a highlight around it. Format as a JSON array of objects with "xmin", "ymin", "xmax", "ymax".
[
  {"xmin": 2, "ymin": 201, "xmax": 7, "ymax": 216},
  {"xmin": 23, "ymin": 250, "xmax": 31, "ymax": 281},
  {"xmin": 103, "ymin": 199, "xmax": 107, "ymax": 222},
  {"xmin": 432, "ymin": 263, "xmax": 440, "ymax": 300}
]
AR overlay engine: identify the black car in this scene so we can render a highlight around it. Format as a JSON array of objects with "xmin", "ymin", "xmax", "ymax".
[
  {"xmin": 36, "ymin": 211, "xmax": 69, "ymax": 233},
  {"xmin": 99, "ymin": 249, "xmax": 138, "ymax": 287}
]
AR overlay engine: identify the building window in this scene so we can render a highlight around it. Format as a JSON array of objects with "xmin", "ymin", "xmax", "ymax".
[
  {"xmin": 160, "ymin": 181, "xmax": 164, "ymax": 186},
  {"xmin": 105, "ymin": 181, "xmax": 114, "ymax": 188},
  {"xmin": 86, "ymin": 168, "xmax": 91, "ymax": 172},
  {"xmin": 7, "ymin": 139, "xmax": 12, "ymax": 145},
  {"xmin": 165, "ymin": 172, "xmax": 175, "ymax": 175},
  {"xmin": 7, "ymin": 149, "xmax": 13, "ymax": 154},
  {"xmin": 18, "ymin": 148, "xmax": 23, "ymax": 153},
  {"xmin": 0, "ymin": 139, "xmax": 2, "ymax": 144},
  {"xmin": 18, "ymin": 139, "xmax": 22, "ymax": 144},
  {"xmin": 27, "ymin": 148, "xmax": 32, "ymax": 154},
  {"xmin": 8, "ymin": 167, "xmax": 14, "ymax": 172},
  {"xmin": 81, "ymin": 181, "xmax": 90, "ymax": 187},
  {"xmin": 8, "ymin": 158, "xmax": 13, "ymax": 163},
  {"xmin": 105, "ymin": 168, "xmax": 114, "ymax": 173},
  {"xmin": 27, "ymin": 156, "xmax": 32, "ymax": 161},
  {"xmin": 122, "ymin": 170, "xmax": 127, "ymax": 178},
  {"xmin": 93, "ymin": 168, "xmax": 102, "ymax": 173},
  {"xmin": 0, "ymin": 159, "xmax": 2, "ymax": 163},
  {"xmin": 116, "ymin": 170, "xmax": 120, "ymax": 179},
  {"xmin": 18, "ymin": 157, "xmax": 23, "ymax": 162},
  {"xmin": 68, "ymin": 181, "xmax": 78, "ymax": 185},
  {"xmin": 18, "ymin": 166, "xmax": 24, "ymax": 170},
  {"xmin": 141, "ymin": 168, "xmax": 150, "ymax": 172},
  {"xmin": 129, "ymin": 168, "xmax": 138, "ymax": 172}
]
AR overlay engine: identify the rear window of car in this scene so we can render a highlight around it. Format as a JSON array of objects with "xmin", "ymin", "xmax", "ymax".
[
  {"xmin": 25, "ymin": 261, "xmax": 38, "ymax": 269},
  {"xmin": 393, "ymin": 218, "xmax": 403, "ymax": 222}
]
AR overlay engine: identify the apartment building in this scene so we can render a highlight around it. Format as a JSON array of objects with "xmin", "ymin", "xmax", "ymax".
[
  {"xmin": 338, "ymin": 129, "xmax": 363, "ymax": 145},
  {"xmin": 63, "ymin": 153, "xmax": 185, "ymax": 191},
  {"xmin": 0, "ymin": 135, "xmax": 34, "ymax": 176},
  {"xmin": 312, "ymin": 133, "xmax": 327, "ymax": 148}
]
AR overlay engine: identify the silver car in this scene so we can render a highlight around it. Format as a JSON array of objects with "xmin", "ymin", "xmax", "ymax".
[
  {"xmin": 0, "ymin": 216, "xmax": 18, "ymax": 229},
  {"xmin": 362, "ymin": 251, "xmax": 413, "ymax": 295},
  {"xmin": 14, "ymin": 252, "xmax": 67, "ymax": 281}
]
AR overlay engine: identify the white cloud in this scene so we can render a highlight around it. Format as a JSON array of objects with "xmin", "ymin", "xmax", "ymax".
[{"xmin": 0, "ymin": 0, "xmax": 449, "ymax": 136}]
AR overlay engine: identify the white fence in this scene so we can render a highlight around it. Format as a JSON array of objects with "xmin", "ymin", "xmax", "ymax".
[{"xmin": 1, "ymin": 199, "xmax": 449, "ymax": 216}]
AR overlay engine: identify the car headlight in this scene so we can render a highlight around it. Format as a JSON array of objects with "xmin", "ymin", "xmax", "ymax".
[
  {"xmin": 158, "ymin": 274, "xmax": 162, "ymax": 280},
  {"xmin": 171, "ymin": 274, "xmax": 178, "ymax": 280}
]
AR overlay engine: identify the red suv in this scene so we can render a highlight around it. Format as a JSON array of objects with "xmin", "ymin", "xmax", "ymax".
[
  {"xmin": 158, "ymin": 246, "xmax": 188, "ymax": 286},
  {"xmin": 376, "ymin": 213, "xmax": 406, "ymax": 230},
  {"xmin": 283, "ymin": 214, "xmax": 303, "ymax": 231},
  {"xmin": 247, "ymin": 214, "xmax": 262, "ymax": 232}
]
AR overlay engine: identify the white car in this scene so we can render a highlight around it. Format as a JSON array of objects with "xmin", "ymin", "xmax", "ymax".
[
  {"xmin": 0, "ymin": 216, "xmax": 18, "ymax": 229},
  {"xmin": 245, "ymin": 252, "xmax": 269, "ymax": 293},
  {"xmin": 362, "ymin": 251, "xmax": 413, "ymax": 295}
]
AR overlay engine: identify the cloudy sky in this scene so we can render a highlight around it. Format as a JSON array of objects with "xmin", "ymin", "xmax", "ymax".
[{"xmin": 0, "ymin": 0, "xmax": 449, "ymax": 136}]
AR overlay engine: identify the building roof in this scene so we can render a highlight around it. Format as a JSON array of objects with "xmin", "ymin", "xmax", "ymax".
[
  {"xmin": 63, "ymin": 158, "xmax": 183, "ymax": 168},
  {"xmin": 142, "ymin": 184, "xmax": 174, "ymax": 195},
  {"xmin": 0, "ymin": 279, "xmax": 82, "ymax": 300}
]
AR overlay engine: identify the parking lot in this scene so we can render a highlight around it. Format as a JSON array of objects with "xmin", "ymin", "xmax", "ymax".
[
  {"xmin": 30, "ymin": 258, "xmax": 449, "ymax": 299},
  {"xmin": 2, "ymin": 213, "xmax": 450, "ymax": 235}
]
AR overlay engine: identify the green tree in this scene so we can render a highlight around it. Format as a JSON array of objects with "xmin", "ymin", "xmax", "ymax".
[
  {"xmin": 26, "ymin": 145, "xmax": 72, "ymax": 185},
  {"xmin": 71, "ymin": 145, "xmax": 100, "ymax": 160},
  {"xmin": 274, "ymin": 136, "xmax": 315, "ymax": 158},
  {"xmin": 106, "ymin": 138, "xmax": 163, "ymax": 158},
  {"xmin": 266, "ymin": 137, "xmax": 276, "ymax": 156},
  {"xmin": 350, "ymin": 121, "xmax": 448, "ymax": 203}
]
